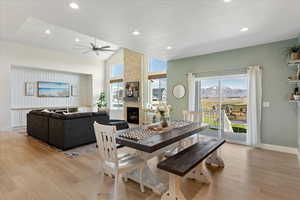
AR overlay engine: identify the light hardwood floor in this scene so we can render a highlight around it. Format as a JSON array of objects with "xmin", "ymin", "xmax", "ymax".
[{"xmin": 0, "ymin": 131, "xmax": 300, "ymax": 200}]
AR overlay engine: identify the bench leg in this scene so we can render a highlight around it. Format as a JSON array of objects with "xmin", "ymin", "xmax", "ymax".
[
  {"xmin": 195, "ymin": 163, "xmax": 210, "ymax": 184},
  {"xmin": 205, "ymin": 150, "xmax": 224, "ymax": 167},
  {"xmin": 161, "ymin": 174, "xmax": 186, "ymax": 200},
  {"xmin": 186, "ymin": 162, "xmax": 211, "ymax": 184}
]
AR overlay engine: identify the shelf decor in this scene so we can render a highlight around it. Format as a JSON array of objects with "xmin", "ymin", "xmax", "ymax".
[
  {"xmin": 285, "ymin": 45, "xmax": 300, "ymax": 61},
  {"xmin": 25, "ymin": 82, "xmax": 34, "ymax": 96},
  {"xmin": 124, "ymin": 81, "xmax": 139, "ymax": 102}
]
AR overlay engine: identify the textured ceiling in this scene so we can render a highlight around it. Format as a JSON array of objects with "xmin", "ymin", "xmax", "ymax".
[{"xmin": 1, "ymin": 0, "xmax": 300, "ymax": 60}]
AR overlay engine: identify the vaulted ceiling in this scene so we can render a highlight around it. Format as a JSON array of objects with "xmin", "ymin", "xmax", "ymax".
[{"xmin": 1, "ymin": 0, "xmax": 300, "ymax": 60}]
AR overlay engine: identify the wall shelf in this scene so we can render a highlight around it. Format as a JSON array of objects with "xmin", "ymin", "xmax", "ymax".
[
  {"xmin": 288, "ymin": 80, "xmax": 300, "ymax": 84},
  {"xmin": 287, "ymin": 60, "xmax": 300, "ymax": 68},
  {"xmin": 289, "ymin": 100, "xmax": 300, "ymax": 103}
]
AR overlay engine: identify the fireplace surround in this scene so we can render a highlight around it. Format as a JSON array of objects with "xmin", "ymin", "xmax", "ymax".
[{"xmin": 127, "ymin": 107, "xmax": 139, "ymax": 124}]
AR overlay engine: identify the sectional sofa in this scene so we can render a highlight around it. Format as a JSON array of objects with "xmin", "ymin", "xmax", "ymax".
[{"xmin": 27, "ymin": 110, "xmax": 128, "ymax": 150}]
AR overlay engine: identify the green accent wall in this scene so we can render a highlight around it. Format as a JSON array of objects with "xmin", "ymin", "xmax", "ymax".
[{"xmin": 167, "ymin": 39, "xmax": 298, "ymax": 148}]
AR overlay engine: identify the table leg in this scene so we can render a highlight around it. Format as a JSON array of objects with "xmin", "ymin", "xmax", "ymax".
[
  {"xmin": 127, "ymin": 164, "xmax": 167, "ymax": 195},
  {"xmin": 205, "ymin": 150, "xmax": 224, "ymax": 167},
  {"xmin": 161, "ymin": 174, "xmax": 186, "ymax": 200}
]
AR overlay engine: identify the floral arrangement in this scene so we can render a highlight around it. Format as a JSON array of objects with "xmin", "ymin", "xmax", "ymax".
[
  {"xmin": 156, "ymin": 103, "xmax": 172, "ymax": 117},
  {"xmin": 156, "ymin": 103, "xmax": 172, "ymax": 127}
]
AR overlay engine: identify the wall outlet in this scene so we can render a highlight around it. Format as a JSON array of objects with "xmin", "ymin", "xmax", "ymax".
[{"xmin": 263, "ymin": 101, "xmax": 270, "ymax": 108}]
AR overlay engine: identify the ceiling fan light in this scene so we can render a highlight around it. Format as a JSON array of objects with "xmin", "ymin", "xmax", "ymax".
[
  {"xmin": 69, "ymin": 2, "xmax": 79, "ymax": 10},
  {"xmin": 45, "ymin": 29, "xmax": 51, "ymax": 35},
  {"xmin": 132, "ymin": 30, "xmax": 140, "ymax": 35}
]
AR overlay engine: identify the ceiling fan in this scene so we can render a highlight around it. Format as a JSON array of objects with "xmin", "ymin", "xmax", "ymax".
[{"xmin": 73, "ymin": 39, "xmax": 116, "ymax": 56}]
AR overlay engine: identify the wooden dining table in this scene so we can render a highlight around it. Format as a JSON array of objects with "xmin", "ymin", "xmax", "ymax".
[{"xmin": 115, "ymin": 121, "xmax": 214, "ymax": 195}]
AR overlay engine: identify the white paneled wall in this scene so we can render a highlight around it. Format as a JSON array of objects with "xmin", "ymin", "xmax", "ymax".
[{"xmin": 10, "ymin": 66, "xmax": 93, "ymax": 127}]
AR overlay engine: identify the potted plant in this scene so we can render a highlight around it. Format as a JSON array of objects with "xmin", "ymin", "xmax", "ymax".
[
  {"xmin": 285, "ymin": 45, "xmax": 300, "ymax": 60},
  {"xmin": 96, "ymin": 92, "xmax": 107, "ymax": 112}
]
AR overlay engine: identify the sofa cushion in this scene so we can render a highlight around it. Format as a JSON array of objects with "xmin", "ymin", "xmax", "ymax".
[
  {"xmin": 50, "ymin": 112, "xmax": 93, "ymax": 120},
  {"xmin": 29, "ymin": 110, "xmax": 54, "ymax": 117},
  {"xmin": 92, "ymin": 111, "xmax": 108, "ymax": 116}
]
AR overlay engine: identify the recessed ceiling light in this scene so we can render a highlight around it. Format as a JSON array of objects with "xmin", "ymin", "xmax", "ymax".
[
  {"xmin": 69, "ymin": 2, "xmax": 79, "ymax": 10},
  {"xmin": 166, "ymin": 46, "xmax": 172, "ymax": 50},
  {"xmin": 75, "ymin": 38, "xmax": 80, "ymax": 42},
  {"xmin": 224, "ymin": 0, "xmax": 232, "ymax": 3},
  {"xmin": 45, "ymin": 29, "xmax": 51, "ymax": 35},
  {"xmin": 240, "ymin": 27, "xmax": 249, "ymax": 32},
  {"xmin": 132, "ymin": 30, "xmax": 140, "ymax": 36}
]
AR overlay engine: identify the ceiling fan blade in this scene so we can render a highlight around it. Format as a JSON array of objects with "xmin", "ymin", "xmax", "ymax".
[
  {"xmin": 90, "ymin": 43, "xmax": 95, "ymax": 48},
  {"xmin": 100, "ymin": 49, "xmax": 115, "ymax": 52},
  {"xmin": 72, "ymin": 46, "xmax": 88, "ymax": 50},
  {"xmin": 99, "ymin": 45, "xmax": 111, "ymax": 49},
  {"xmin": 82, "ymin": 50, "xmax": 92, "ymax": 54},
  {"xmin": 74, "ymin": 44, "xmax": 89, "ymax": 48}
]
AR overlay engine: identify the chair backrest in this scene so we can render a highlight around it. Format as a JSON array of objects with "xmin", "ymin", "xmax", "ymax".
[
  {"xmin": 94, "ymin": 122, "xmax": 118, "ymax": 166},
  {"xmin": 182, "ymin": 110, "xmax": 202, "ymax": 124}
]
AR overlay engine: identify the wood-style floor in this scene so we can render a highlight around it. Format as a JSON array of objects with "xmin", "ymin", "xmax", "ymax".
[{"xmin": 0, "ymin": 131, "xmax": 300, "ymax": 200}]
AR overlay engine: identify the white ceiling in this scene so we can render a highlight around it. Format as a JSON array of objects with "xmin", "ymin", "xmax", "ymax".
[{"xmin": 1, "ymin": 0, "xmax": 300, "ymax": 60}]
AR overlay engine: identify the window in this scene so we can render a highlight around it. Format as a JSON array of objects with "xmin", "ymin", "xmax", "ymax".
[
  {"xmin": 149, "ymin": 78, "xmax": 167, "ymax": 105},
  {"xmin": 109, "ymin": 64, "xmax": 124, "ymax": 110},
  {"xmin": 110, "ymin": 81, "xmax": 124, "ymax": 109},
  {"xmin": 148, "ymin": 58, "xmax": 168, "ymax": 107},
  {"xmin": 149, "ymin": 58, "xmax": 167, "ymax": 74},
  {"xmin": 111, "ymin": 64, "xmax": 124, "ymax": 78}
]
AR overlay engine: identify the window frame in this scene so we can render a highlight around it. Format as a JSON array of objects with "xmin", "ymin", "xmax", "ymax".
[
  {"xmin": 109, "ymin": 64, "xmax": 124, "ymax": 110},
  {"xmin": 109, "ymin": 80, "xmax": 124, "ymax": 110},
  {"xmin": 110, "ymin": 64, "xmax": 124, "ymax": 80},
  {"xmin": 148, "ymin": 77, "xmax": 168, "ymax": 107},
  {"xmin": 148, "ymin": 58, "xmax": 168, "ymax": 75}
]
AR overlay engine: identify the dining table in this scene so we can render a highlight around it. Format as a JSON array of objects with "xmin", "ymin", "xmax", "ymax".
[{"xmin": 115, "ymin": 120, "xmax": 222, "ymax": 195}]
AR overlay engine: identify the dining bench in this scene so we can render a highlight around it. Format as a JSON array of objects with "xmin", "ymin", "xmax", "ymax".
[{"xmin": 157, "ymin": 138, "xmax": 226, "ymax": 200}]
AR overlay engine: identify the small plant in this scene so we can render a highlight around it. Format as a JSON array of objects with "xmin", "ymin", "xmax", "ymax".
[
  {"xmin": 96, "ymin": 92, "xmax": 107, "ymax": 109},
  {"xmin": 284, "ymin": 45, "xmax": 300, "ymax": 59}
]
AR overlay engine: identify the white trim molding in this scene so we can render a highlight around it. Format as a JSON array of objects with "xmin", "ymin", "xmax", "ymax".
[
  {"xmin": 298, "ymin": 152, "xmax": 300, "ymax": 166},
  {"xmin": 258, "ymin": 143, "xmax": 298, "ymax": 155},
  {"xmin": 0, "ymin": 127, "xmax": 12, "ymax": 132}
]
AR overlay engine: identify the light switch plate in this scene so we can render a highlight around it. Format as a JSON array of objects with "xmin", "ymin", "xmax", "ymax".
[{"xmin": 263, "ymin": 101, "xmax": 270, "ymax": 108}]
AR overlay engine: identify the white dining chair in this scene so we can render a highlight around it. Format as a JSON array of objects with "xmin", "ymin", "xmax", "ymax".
[
  {"xmin": 161, "ymin": 111, "xmax": 203, "ymax": 159},
  {"xmin": 94, "ymin": 122, "xmax": 145, "ymax": 199},
  {"xmin": 183, "ymin": 110, "xmax": 203, "ymax": 143}
]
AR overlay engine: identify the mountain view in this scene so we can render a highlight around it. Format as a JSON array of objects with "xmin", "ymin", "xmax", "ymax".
[{"xmin": 201, "ymin": 86, "xmax": 247, "ymax": 98}]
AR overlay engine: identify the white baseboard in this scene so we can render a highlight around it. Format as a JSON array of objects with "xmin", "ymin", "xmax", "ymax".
[
  {"xmin": 298, "ymin": 151, "xmax": 300, "ymax": 166},
  {"xmin": 258, "ymin": 143, "xmax": 298, "ymax": 155},
  {"xmin": 0, "ymin": 127, "xmax": 12, "ymax": 132}
]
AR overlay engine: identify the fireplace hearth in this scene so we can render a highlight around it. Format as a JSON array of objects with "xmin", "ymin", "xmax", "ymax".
[{"xmin": 127, "ymin": 107, "xmax": 139, "ymax": 124}]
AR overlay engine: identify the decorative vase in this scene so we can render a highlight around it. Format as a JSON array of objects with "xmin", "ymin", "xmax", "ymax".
[
  {"xmin": 297, "ymin": 68, "xmax": 300, "ymax": 80},
  {"xmin": 291, "ymin": 52, "xmax": 299, "ymax": 60},
  {"xmin": 161, "ymin": 115, "xmax": 169, "ymax": 128}
]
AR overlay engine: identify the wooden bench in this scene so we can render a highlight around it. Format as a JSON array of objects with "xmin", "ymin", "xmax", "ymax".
[{"xmin": 157, "ymin": 138, "xmax": 226, "ymax": 200}]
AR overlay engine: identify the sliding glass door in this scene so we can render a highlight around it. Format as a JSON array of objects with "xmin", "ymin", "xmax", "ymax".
[{"xmin": 196, "ymin": 75, "xmax": 248, "ymax": 144}]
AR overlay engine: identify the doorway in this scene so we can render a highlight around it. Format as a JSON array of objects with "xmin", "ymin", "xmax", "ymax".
[{"xmin": 195, "ymin": 74, "xmax": 248, "ymax": 144}]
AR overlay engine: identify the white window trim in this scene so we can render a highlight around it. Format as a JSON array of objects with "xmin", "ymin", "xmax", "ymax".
[
  {"xmin": 109, "ymin": 81, "xmax": 124, "ymax": 111},
  {"xmin": 148, "ymin": 77, "xmax": 167, "ymax": 107},
  {"xmin": 109, "ymin": 64, "xmax": 124, "ymax": 80},
  {"xmin": 108, "ymin": 64, "xmax": 124, "ymax": 110},
  {"xmin": 148, "ymin": 71, "xmax": 167, "ymax": 76}
]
